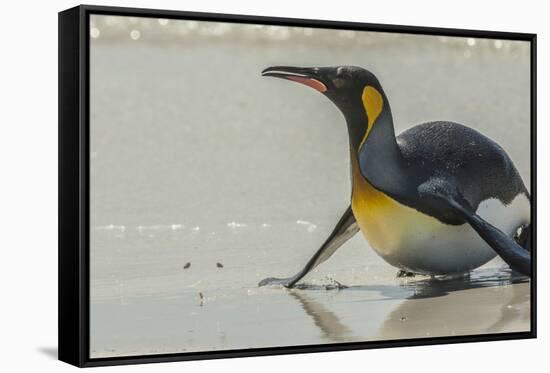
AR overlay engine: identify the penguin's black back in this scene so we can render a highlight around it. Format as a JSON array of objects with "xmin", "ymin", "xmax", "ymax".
[{"xmin": 396, "ymin": 121, "xmax": 529, "ymax": 210}]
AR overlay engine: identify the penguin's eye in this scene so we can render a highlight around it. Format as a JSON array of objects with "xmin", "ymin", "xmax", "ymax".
[{"xmin": 332, "ymin": 78, "xmax": 346, "ymax": 88}]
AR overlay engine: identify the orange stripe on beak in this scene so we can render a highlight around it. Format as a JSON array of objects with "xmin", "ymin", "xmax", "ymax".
[{"xmin": 287, "ymin": 76, "xmax": 327, "ymax": 92}]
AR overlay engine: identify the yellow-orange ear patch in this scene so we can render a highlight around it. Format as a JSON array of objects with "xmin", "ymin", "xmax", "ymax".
[{"xmin": 359, "ymin": 86, "xmax": 384, "ymax": 148}]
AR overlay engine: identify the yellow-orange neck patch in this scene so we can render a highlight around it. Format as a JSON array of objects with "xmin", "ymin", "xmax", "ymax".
[{"xmin": 359, "ymin": 86, "xmax": 384, "ymax": 149}]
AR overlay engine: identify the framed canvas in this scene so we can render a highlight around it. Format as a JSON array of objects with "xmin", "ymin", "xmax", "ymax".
[{"xmin": 58, "ymin": 4, "xmax": 537, "ymax": 367}]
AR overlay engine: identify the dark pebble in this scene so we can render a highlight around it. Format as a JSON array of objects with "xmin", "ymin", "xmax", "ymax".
[
  {"xmin": 183, "ymin": 262, "xmax": 191, "ymax": 269},
  {"xmin": 216, "ymin": 262, "xmax": 224, "ymax": 268}
]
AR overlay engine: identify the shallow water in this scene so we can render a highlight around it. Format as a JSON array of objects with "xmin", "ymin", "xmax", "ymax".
[{"xmin": 89, "ymin": 17, "xmax": 531, "ymax": 357}]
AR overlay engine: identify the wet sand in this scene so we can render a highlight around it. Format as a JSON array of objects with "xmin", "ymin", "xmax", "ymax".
[
  {"xmin": 90, "ymin": 225, "xmax": 530, "ymax": 357},
  {"xmin": 89, "ymin": 16, "xmax": 531, "ymax": 357},
  {"xmin": 90, "ymin": 276, "xmax": 530, "ymax": 357}
]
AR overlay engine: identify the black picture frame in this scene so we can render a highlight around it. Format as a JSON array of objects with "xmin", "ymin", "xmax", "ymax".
[{"xmin": 58, "ymin": 4, "xmax": 537, "ymax": 367}]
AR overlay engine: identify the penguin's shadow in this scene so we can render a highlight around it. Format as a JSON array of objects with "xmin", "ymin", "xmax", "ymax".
[
  {"xmin": 293, "ymin": 268, "xmax": 528, "ymax": 300},
  {"xmin": 400, "ymin": 269, "xmax": 528, "ymax": 299},
  {"xmin": 286, "ymin": 268, "xmax": 529, "ymax": 342}
]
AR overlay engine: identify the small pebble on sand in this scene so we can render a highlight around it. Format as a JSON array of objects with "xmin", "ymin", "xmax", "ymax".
[
  {"xmin": 198, "ymin": 292, "xmax": 204, "ymax": 306},
  {"xmin": 216, "ymin": 262, "xmax": 224, "ymax": 268},
  {"xmin": 183, "ymin": 262, "xmax": 191, "ymax": 269}
]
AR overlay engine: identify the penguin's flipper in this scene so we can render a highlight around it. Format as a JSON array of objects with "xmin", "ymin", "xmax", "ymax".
[
  {"xmin": 258, "ymin": 206, "xmax": 359, "ymax": 288},
  {"xmin": 418, "ymin": 180, "xmax": 531, "ymax": 277}
]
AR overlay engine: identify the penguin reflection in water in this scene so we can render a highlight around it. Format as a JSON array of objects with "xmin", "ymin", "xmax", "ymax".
[{"xmin": 259, "ymin": 66, "xmax": 531, "ymax": 288}]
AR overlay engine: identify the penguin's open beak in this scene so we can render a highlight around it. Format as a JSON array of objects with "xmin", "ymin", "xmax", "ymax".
[{"xmin": 261, "ymin": 66, "xmax": 328, "ymax": 93}]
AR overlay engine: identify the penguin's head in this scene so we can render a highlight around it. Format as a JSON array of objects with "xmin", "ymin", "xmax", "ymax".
[
  {"xmin": 261, "ymin": 65, "xmax": 384, "ymax": 114},
  {"xmin": 262, "ymin": 65, "xmax": 387, "ymax": 147}
]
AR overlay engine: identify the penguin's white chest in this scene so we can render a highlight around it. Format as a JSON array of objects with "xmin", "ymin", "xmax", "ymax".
[{"xmin": 351, "ymin": 179, "xmax": 530, "ymax": 275}]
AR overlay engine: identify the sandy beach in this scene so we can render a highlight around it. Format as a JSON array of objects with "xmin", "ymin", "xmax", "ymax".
[
  {"xmin": 89, "ymin": 16, "xmax": 531, "ymax": 357},
  {"xmin": 90, "ymin": 220, "xmax": 530, "ymax": 357}
]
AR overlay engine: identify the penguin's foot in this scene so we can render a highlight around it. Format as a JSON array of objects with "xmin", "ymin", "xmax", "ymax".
[
  {"xmin": 514, "ymin": 223, "xmax": 531, "ymax": 252},
  {"xmin": 396, "ymin": 270, "xmax": 416, "ymax": 278},
  {"xmin": 258, "ymin": 277, "xmax": 295, "ymax": 288}
]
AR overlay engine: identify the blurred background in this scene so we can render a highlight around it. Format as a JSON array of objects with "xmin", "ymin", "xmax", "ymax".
[{"xmin": 89, "ymin": 15, "xmax": 531, "ymax": 358}]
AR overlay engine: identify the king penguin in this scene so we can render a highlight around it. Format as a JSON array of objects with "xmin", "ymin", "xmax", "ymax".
[{"xmin": 259, "ymin": 65, "xmax": 531, "ymax": 288}]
